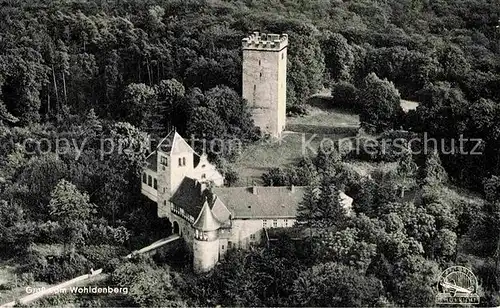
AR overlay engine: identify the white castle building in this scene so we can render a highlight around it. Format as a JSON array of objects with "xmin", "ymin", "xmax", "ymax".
[
  {"xmin": 140, "ymin": 33, "xmax": 352, "ymax": 272},
  {"xmin": 141, "ymin": 130, "xmax": 353, "ymax": 272}
]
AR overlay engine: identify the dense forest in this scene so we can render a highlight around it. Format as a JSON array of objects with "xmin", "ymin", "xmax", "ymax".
[{"xmin": 0, "ymin": 0, "xmax": 499, "ymax": 306}]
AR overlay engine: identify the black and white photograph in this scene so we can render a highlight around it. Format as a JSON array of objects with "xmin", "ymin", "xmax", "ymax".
[{"xmin": 0, "ymin": 0, "xmax": 499, "ymax": 306}]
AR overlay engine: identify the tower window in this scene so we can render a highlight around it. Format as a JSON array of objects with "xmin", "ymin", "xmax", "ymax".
[
  {"xmin": 164, "ymin": 200, "xmax": 167, "ymax": 206},
  {"xmin": 148, "ymin": 175, "xmax": 152, "ymax": 186},
  {"xmin": 260, "ymin": 72, "xmax": 262, "ymax": 78},
  {"xmin": 153, "ymin": 178, "xmax": 158, "ymax": 189},
  {"xmin": 178, "ymin": 158, "xmax": 182, "ymax": 166},
  {"xmin": 201, "ymin": 173, "xmax": 206, "ymax": 179},
  {"xmin": 142, "ymin": 173, "xmax": 147, "ymax": 184},
  {"xmin": 253, "ymin": 84, "xmax": 256, "ymax": 91},
  {"xmin": 259, "ymin": 60, "xmax": 261, "ymax": 66},
  {"xmin": 160, "ymin": 156, "xmax": 168, "ymax": 166},
  {"xmin": 282, "ymin": 53, "xmax": 284, "ymax": 60},
  {"xmin": 182, "ymin": 157, "xmax": 186, "ymax": 166}
]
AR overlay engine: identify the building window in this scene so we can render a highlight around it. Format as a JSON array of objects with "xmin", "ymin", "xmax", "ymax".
[
  {"xmin": 259, "ymin": 60, "xmax": 261, "ymax": 66},
  {"xmin": 250, "ymin": 234, "xmax": 256, "ymax": 241},
  {"xmin": 282, "ymin": 53, "xmax": 284, "ymax": 60},
  {"xmin": 253, "ymin": 84, "xmax": 256, "ymax": 92},
  {"xmin": 222, "ymin": 245, "xmax": 225, "ymax": 250},
  {"xmin": 201, "ymin": 173, "xmax": 206, "ymax": 179},
  {"xmin": 260, "ymin": 72, "xmax": 262, "ymax": 78},
  {"xmin": 228, "ymin": 241, "xmax": 232, "ymax": 249},
  {"xmin": 142, "ymin": 173, "xmax": 147, "ymax": 184},
  {"xmin": 284, "ymin": 219, "xmax": 288, "ymax": 227},
  {"xmin": 182, "ymin": 157, "xmax": 186, "ymax": 166},
  {"xmin": 164, "ymin": 200, "xmax": 167, "ymax": 206},
  {"xmin": 153, "ymin": 178, "xmax": 157, "ymax": 189},
  {"xmin": 273, "ymin": 219, "xmax": 278, "ymax": 228},
  {"xmin": 178, "ymin": 158, "xmax": 182, "ymax": 166},
  {"xmin": 160, "ymin": 156, "xmax": 168, "ymax": 166},
  {"xmin": 148, "ymin": 175, "xmax": 152, "ymax": 186},
  {"xmin": 263, "ymin": 220, "xmax": 267, "ymax": 228}
]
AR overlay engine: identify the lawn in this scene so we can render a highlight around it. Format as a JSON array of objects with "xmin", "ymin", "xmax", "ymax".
[{"xmin": 233, "ymin": 106, "xmax": 359, "ymax": 186}]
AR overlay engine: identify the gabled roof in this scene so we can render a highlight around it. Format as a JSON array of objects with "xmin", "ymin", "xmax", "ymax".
[
  {"xmin": 212, "ymin": 186, "xmax": 307, "ymax": 219},
  {"xmin": 145, "ymin": 153, "xmax": 157, "ymax": 172},
  {"xmin": 170, "ymin": 177, "xmax": 207, "ymax": 218},
  {"xmin": 193, "ymin": 201, "xmax": 222, "ymax": 231},
  {"xmin": 157, "ymin": 131, "xmax": 195, "ymax": 155},
  {"xmin": 211, "ymin": 196, "xmax": 232, "ymax": 225}
]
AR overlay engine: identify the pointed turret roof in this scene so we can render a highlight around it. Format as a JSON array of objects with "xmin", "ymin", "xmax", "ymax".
[
  {"xmin": 157, "ymin": 130, "xmax": 195, "ymax": 155},
  {"xmin": 193, "ymin": 201, "xmax": 221, "ymax": 231}
]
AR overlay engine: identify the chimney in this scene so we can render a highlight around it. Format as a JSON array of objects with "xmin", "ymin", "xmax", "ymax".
[
  {"xmin": 291, "ymin": 185, "xmax": 295, "ymax": 193},
  {"xmin": 252, "ymin": 186, "xmax": 258, "ymax": 195}
]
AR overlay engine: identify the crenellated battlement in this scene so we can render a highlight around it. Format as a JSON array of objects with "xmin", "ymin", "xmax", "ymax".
[{"xmin": 242, "ymin": 32, "xmax": 288, "ymax": 51}]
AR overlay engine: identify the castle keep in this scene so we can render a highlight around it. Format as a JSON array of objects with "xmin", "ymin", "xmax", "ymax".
[{"xmin": 242, "ymin": 32, "xmax": 288, "ymax": 137}]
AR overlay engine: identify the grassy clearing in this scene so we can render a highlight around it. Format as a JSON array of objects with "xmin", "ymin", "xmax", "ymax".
[
  {"xmin": 233, "ymin": 107, "xmax": 359, "ymax": 186},
  {"xmin": 287, "ymin": 106, "xmax": 359, "ymax": 129}
]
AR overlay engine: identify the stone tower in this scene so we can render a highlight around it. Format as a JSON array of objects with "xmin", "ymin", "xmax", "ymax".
[
  {"xmin": 242, "ymin": 32, "xmax": 288, "ymax": 137},
  {"xmin": 192, "ymin": 201, "xmax": 221, "ymax": 273},
  {"xmin": 156, "ymin": 131, "xmax": 195, "ymax": 219}
]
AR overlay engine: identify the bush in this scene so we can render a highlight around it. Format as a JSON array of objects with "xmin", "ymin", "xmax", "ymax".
[
  {"xmin": 30, "ymin": 253, "xmax": 93, "ymax": 283},
  {"xmin": 331, "ymin": 82, "xmax": 360, "ymax": 111},
  {"xmin": 79, "ymin": 245, "xmax": 128, "ymax": 270},
  {"xmin": 287, "ymin": 104, "xmax": 308, "ymax": 116},
  {"xmin": 86, "ymin": 221, "xmax": 130, "ymax": 246}
]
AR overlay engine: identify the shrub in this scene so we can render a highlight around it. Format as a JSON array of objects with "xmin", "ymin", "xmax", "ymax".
[
  {"xmin": 86, "ymin": 221, "xmax": 130, "ymax": 246},
  {"xmin": 331, "ymin": 82, "xmax": 360, "ymax": 111},
  {"xmin": 32, "ymin": 253, "xmax": 92, "ymax": 283},
  {"xmin": 287, "ymin": 105, "xmax": 308, "ymax": 116},
  {"xmin": 79, "ymin": 245, "xmax": 128, "ymax": 270}
]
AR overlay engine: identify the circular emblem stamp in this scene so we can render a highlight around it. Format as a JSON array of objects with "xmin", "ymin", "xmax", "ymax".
[{"xmin": 436, "ymin": 266, "xmax": 480, "ymax": 305}]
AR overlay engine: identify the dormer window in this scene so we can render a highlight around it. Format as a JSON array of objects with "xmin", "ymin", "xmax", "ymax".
[{"xmin": 160, "ymin": 156, "xmax": 168, "ymax": 166}]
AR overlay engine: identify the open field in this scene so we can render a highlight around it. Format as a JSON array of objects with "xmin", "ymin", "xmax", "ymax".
[{"xmin": 233, "ymin": 106, "xmax": 359, "ymax": 186}]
